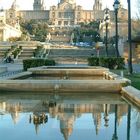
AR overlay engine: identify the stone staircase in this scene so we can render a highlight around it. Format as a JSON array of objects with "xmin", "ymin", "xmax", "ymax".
[
  {"xmin": 48, "ymin": 48, "xmax": 94, "ymax": 56},
  {"xmin": 47, "ymin": 48, "xmax": 92, "ymax": 64},
  {"xmin": 15, "ymin": 41, "xmax": 40, "ymax": 59},
  {"xmin": 18, "ymin": 48, "xmax": 35, "ymax": 59},
  {"xmin": 0, "ymin": 41, "xmax": 40, "ymax": 60},
  {"xmin": 0, "ymin": 47, "xmax": 11, "ymax": 59},
  {"xmin": 47, "ymin": 47, "xmax": 116, "ymax": 64},
  {"xmin": 1, "ymin": 42, "xmax": 116, "ymax": 63}
]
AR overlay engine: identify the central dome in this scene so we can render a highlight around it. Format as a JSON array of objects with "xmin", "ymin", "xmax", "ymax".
[{"xmin": 60, "ymin": 0, "xmax": 76, "ymax": 4}]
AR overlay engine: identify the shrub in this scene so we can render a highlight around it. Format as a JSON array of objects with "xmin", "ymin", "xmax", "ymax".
[
  {"xmin": 12, "ymin": 47, "xmax": 22, "ymax": 58},
  {"xmin": 23, "ymin": 58, "xmax": 55, "ymax": 71},
  {"xmin": 88, "ymin": 57, "xmax": 99, "ymax": 66},
  {"xmin": 33, "ymin": 45, "xmax": 46, "ymax": 58},
  {"xmin": 88, "ymin": 57, "xmax": 125, "ymax": 69},
  {"xmin": 4, "ymin": 45, "xmax": 17, "ymax": 58}
]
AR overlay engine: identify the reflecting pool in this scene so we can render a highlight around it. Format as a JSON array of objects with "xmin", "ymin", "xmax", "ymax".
[
  {"xmin": 24, "ymin": 75, "xmax": 105, "ymax": 80},
  {"xmin": 0, "ymin": 93, "xmax": 140, "ymax": 140}
]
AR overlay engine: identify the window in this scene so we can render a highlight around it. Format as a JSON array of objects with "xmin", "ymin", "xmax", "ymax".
[
  {"xmin": 59, "ymin": 12, "xmax": 62, "ymax": 18},
  {"xmin": 58, "ymin": 21, "xmax": 61, "ymax": 25},
  {"xmin": 64, "ymin": 21, "xmax": 68, "ymax": 25},
  {"xmin": 52, "ymin": 12, "xmax": 55, "ymax": 18}
]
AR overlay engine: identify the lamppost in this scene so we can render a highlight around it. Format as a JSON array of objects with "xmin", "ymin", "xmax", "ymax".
[
  {"xmin": 127, "ymin": 0, "xmax": 133, "ymax": 74},
  {"xmin": 112, "ymin": 105, "xmax": 118, "ymax": 140},
  {"xmin": 95, "ymin": 34, "xmax": 100, "ymax": 57},
  {"xmin": 127, "ymin": 105, "xmax": 131, "ymax": 140},
  {"xmin": 104, "ymin": 8, "xmax": 110, "ymax": 57},
  {"xmin": 113, "ymin": 0, "xmax": 120, "ymax": 57}
]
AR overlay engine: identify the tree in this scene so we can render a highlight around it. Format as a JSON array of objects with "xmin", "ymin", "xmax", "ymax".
[
  {"xmin": 132, "ymin": 0, "xmax": 140, "ymax": 36},
  {"xmin": 72, "ymin": 21, "xmax": 101, "ymax": 43},
  {"xmin": 20, "ymin": 20, "xmax": 48, "ymax": 42}
]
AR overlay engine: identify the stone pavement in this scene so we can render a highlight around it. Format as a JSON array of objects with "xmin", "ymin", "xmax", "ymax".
[{"xmin": 0, "ymin": 62, "xmax": 23, "ymax": 78}]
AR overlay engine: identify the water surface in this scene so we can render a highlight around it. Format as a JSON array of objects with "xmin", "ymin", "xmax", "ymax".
[{"xmin": 0, "ymin": 92, "xmax": 139, "ymax": 140}]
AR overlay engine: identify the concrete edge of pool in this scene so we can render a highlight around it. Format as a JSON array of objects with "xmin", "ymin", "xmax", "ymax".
[
  {"xmin": 121, "ymin": 86, "xmax": 140, "ymax": 107},
  {"xmin": 0, "ymin": 79, "xmax": 128, "ymax": 93}
]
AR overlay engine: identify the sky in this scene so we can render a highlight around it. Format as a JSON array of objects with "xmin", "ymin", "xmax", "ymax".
[{"xmin": 0, "ymin": 0, "xmax": 137, "ymax": 16}]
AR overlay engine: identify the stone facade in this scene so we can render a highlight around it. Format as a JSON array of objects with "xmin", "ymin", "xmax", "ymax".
[
  {"xmin": 16, "ymin": 0, "xmax": 127, "ymax": 26},
  {"xmin": 0, "ymin": 23, "xmax": 21, "ymax": 41},
  {"xmin": 1, "ymin": 0, "xmax": 128, "ymax": 41},
  {"xmin": 19, "ymin": 10, "xmax": 49, "ymax": 21},
  {"xmin": 0, "ymin": 8, "xmax": 21, "ymax": 41},
  {"xmin": 33, "ymin": 0, "xmax": 45, "ymax": 10}
]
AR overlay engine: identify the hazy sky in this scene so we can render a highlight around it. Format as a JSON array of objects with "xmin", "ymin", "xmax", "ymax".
[{"xmin": 0, "ymin": 0, "xmax": 137, "ymax": 16}]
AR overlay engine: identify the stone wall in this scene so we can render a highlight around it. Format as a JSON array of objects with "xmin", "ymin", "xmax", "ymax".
[
  {"xmin": 19, "ymin": 10, "xmax": 49, "ymax": 21},
  {"xmin": 50, "ymin": 35, "xmax": 71, "ymax": 43},
  {"xmin": 0, "ymin": 24, "xmax": 21, "ymax": 41}
]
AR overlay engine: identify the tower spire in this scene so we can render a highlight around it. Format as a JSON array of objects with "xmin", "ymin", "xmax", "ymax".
[
  {"xmin": 33, "ymin": 0, "xmax": 45, "ymax": 10},
  {"xmin": 11, "ymin": 0, "xmax": 17, "ymax": 10},
  {"xmin": 93, "ymin": 0, "xmax": 102, "ymax": 10}
]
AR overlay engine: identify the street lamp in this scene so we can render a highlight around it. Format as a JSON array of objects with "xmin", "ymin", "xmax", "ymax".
[
  {"xmin": 95, "ymin": 34, "xmax": 100, "ymax": 57},
  {"xmin": 127, "ymin": 105, "xmax": 131, "ymax": 140},
  {"xmin": 112, "ymin": 105, "xmax": 118, "ymax": 140},
  {"xmin": 127, "ymin": 0, "xmax": 133, "ymax": 74},
  {"xmin": 104, "ymin": 8, "xmax": 110, "ymax": 57},
  {"xmin": 113, "ymin": 0, "xmax": 120, "ymax": 57}
]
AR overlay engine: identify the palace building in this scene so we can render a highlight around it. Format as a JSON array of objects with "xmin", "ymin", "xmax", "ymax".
[
  {"xmin": 0, "ymin": 1, "xmax": 21, "ymax": 41},
  {"xmin": 14, "ymin": 0, "xmax": 127, "ymax": 27},
  {"xmin": 0, "ymin": 0, "xmax": 128, "ymax": 41}
]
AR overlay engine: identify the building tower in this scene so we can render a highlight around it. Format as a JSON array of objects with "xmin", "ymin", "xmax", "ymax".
[
  {"xmin": 11, "ymin": 0, "xmax": 18, "ymax": 10},
  {"xmin": 60, "ymin": 0, "xmax": 76, "ymax": 4},
  {"xmin": 33, "ymin": 0, "xmax": 45, "ymax": 10},
  {"xmin": 93, "ymin": 0, "xmax": 102, "ymax": 11}
]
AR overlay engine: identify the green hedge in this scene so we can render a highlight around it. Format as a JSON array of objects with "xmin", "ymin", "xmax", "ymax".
[
  {"xmin": 23, "ymin": 59, "xmax": 55, "ymax": 71},
  {"xmin": 88, "ymin": 57, "xmax": 99, "ymax": 66},
  {"xmin": 88, "ymin": 57, "xmax": 125, "ymax": 69}
]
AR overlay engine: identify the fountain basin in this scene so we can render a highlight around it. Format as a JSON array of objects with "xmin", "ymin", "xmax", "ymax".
[
  {"xmin": 28, "ymin": 66, "xmax": 109, "ymax": 76},
  {"xmin": 0, "ymin": 66, "xmax": 130, "ymax": 92}
]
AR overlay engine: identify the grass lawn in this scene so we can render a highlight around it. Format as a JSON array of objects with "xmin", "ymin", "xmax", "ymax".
[{"xmin": 111, "ymin": 70, "xmax": 140, "ymax": 90}]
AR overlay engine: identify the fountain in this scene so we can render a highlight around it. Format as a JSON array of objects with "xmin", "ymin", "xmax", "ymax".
[{"xmin": 0, "ymin": 66, "xmax": 130, "ymax": 93}]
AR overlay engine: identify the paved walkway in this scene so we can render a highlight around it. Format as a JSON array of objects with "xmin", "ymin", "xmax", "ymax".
[
  {"xmin": 0, "ymin": 62, "xmax": 23, "ymax": 78},
  {"xmin": 125, "ymin": 64, "xmax": 140, "ymax": 73}
]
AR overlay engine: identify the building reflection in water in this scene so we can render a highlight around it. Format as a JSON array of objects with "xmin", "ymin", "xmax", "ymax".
[
  {"xmin": 0, "ymin": 99, "xmax": 135, "ymax": 140},
  {"xmin": 103, "ymin": 104, "xmax": 110, "ymax": 127},
  {"xmin": 29, "ymin": 113, "xmax": 48, "ymax": 134},
  {"xmin": 0, "ymin": 102, "xmax": 22, "ymax": 124}
]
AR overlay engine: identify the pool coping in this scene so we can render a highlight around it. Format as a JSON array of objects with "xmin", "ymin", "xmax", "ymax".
[
  {"xmin": 121, "ymin": 86, "xmax": 140, "ymax": 108},
  {"xmin": 0, "ymin": 66, "xmax": 130, "ymax": 93}
]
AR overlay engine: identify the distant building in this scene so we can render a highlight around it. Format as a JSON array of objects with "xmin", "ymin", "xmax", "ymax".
[
  {"xmin": 33, "ymin": 0, "xmax": 46, "ymax": 10},
  {"xmin": 1, "ymin": 0, "xmax": 128, "ymax": 42},
  {"xmin": 17, "ymin": 0, "xmax": 127, "ymax": 26},
  {"xmin": 0, "ymin": 7, "xmax": 21, "ymax": 41}
]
